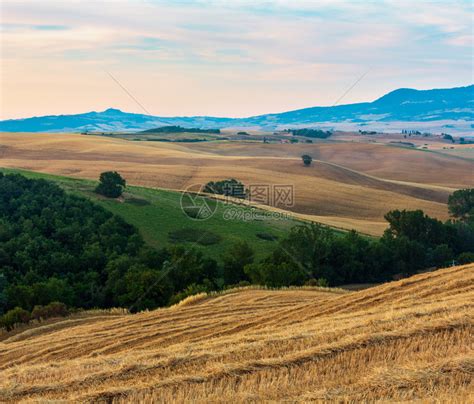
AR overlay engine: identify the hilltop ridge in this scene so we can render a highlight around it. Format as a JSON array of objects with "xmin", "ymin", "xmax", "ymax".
[{"xmin": 1, "ymin": 84, "xmax": 472, "ymax": 133}]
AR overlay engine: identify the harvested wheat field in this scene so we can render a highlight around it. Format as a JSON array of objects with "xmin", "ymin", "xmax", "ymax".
[
  {"xmin": 1, "ymin": 264, "xmax": 473, "ymax": 402},
  {"xmin": 2, "ymin": 133, "xmax": 473, "ymax": 235}
]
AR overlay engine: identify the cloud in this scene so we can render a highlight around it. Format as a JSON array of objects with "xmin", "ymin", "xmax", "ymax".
[
  {"xmin": 0, "ymin": 0, "xmax": 472, "ymax": 119},
  {"xmin": 33, "ymin": 24, "xmax": 69, "ymax": 31}
]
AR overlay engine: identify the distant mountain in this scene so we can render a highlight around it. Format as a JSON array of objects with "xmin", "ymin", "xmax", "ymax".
[
  {"xmin": 0, "ymin": 108, "xmax": 173, "ymax": 133},
  {"xmin": 1, "ymin": 85, "xmax": 472, "ymax": 134},
  {"xmin": 240, "ymin": 85, "xmax": 474, "ymax": 127}
]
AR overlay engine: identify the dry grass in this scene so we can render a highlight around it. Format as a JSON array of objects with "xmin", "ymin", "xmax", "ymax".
[
  {"xmin": 1, "ymin": 264, "xmax": 472, "ymax": 402},
  {"xmin": 1, "ymin": 133, "xmax": 472, "ymax": 234}
]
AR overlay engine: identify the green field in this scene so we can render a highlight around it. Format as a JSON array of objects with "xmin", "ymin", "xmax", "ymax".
[{"xmin": 0, "ymin": 168, "xmax": 308, "ymax": 261}]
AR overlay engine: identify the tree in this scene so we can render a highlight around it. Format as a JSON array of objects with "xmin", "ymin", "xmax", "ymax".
[
  {"xmin": 289, "ymin": 128, "xmax": 332, "ymax": 138},
  {"xmin": 383, "ymin": 210, "xmax": 446, "ymax": 246},
  {"xmin": 222, "ymin": 241, "xmax": 254, "ymax": 285},
  {"xmin": 442, "ymin": 133, "xmax": 455, "ymax": 143},
  {"xmin": 0, "ymin": 173, "xmax": 145, "ymax": 315},
  {"xmin": 457, "ymin": 252, "xmax": 474, "ymax": 265},
  {"xmin": 380, "ymin": 234, "xmax": 426, "ymax": 276},
  {"xmin": 448, "ymin": 189, "xmax": 474, "ymax": 222},
  {"xmin": 0, "ymin": 274, "xmax": 7, "ymax": 315},
  {"xmin": 95, "ymin": 171, "xmax": 126, "ymax": 198},
  {"xmin": 166, "ymin": 246, "xmax": 218, "ymax": 292},
  {"xmin": 203, "ymin": 179, "xmax": 246, "ymax": 199},
  {"xmin": 301, "ymin": 155, "xmax": 313, "ymax": 166},
  {"xmin": 120, "ymin": 266, "xmax": 173, "ymax": 312},
  {"xmin": 274, "ymin": 224, "xmax": 334, "ymax": 280},
  {"xmin": 244, "ymin": 262, "xmax": 306, "ymax": 287},
  {"xmin": 429, "ymin": 244, "xmax": 453, "ymax": 268}
]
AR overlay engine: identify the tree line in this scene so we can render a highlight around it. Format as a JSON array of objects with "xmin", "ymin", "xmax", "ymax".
[
  {"xmin": 285, "ymin": 128, "xmax": 332, "ymax": 138},
  {"xmin": 141, "ymin": 126, "xmax": 220, "ymax": 134},
  {"xmin": 1, "ymin": 173, "xmax": 473, "ymax": 330}
]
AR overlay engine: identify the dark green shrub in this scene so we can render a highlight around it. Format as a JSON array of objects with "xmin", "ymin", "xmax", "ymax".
[
  {"xmin": 31, "ymin": 302, "xmax": 69, "ymax": 321},
  {"xmin": 305, "ymin": 278, "xmax": 329, "ymax": 287},
  {"xmin": 1, "ymin": 307, "xmax": 31, "ymax": 331}
]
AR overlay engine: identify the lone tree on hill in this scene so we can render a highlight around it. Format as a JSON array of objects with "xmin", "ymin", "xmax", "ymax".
[
  {"xmin": 301, "ymin": 154, "xmax": 313, "ymax": 166},
  {"xmin": 95, "ymin": 171, "xmax": 126, "ymax": 198}
]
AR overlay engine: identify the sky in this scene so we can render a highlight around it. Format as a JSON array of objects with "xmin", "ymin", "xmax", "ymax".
[{"xmin": 1, "ymin": 0, "xmax": 473, "ymax": 119}]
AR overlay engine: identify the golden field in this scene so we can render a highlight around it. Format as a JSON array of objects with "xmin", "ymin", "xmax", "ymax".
[
  {"xmin": 0, "ymin": 264, "xmax": 472, "ymax": 402},
  {"xmin": 1, "ymin": 132, "xmax": 473, "ymax": 235}
]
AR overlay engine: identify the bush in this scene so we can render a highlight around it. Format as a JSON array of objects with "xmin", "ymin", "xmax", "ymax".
[
  {"xmin": 305, "ymin": 278, "xmax": 329, "ymax": 287},
  {"xmin": 31, "ymin": 302, "xmax": 69, "ymax": 321},
  {"xmin": 1, "ymin": 307, "xmax": 31, "ymax": 331}
]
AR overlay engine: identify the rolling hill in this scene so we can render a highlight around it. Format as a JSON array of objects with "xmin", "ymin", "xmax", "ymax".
[
  {"xmin": 1, "ymin": 264, "xmax": 472, "ymax": 402},
  {"xmin": 0, "ymin": 168, "xmax": 303, "ymax": 261},
  {"xmin": 0, "ymin": 85, "xmax": 472, "ymax": 133},
  {"xmin": 1, "ymin": 132, "xmax": 472, "ymax": 235}
]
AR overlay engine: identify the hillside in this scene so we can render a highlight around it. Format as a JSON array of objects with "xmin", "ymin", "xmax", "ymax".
[
  {"xmin": 1, "ymin": 264, "xmax": 472, "ymax": 402},
  {"xmin": 0, "ymin": 85, "xmax": 472, "ymax": 133},
  {"xmin": 2, "ymin": 132, "xmax": 472, "ymax": 235},
  {"xmin": 0, "ymin": 168, "xmax": 301, "ymax": 261}
]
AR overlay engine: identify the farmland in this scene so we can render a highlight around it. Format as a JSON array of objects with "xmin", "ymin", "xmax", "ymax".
[
  {"xmin": 1, "ymin": 132, "xmax": 472, "ymax": 235},
  {"xmin": 1, "ymin": 264, "xmax": 472, "ymax": 402}
]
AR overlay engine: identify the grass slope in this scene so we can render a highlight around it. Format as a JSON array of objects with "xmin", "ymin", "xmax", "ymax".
[
  {"xmin": 0, "ymin": 168, "xmax": 303, "ymax": 260},
  {"xmin": 0, "ymin": 264, "xmax": 472, "ymax": 402}
]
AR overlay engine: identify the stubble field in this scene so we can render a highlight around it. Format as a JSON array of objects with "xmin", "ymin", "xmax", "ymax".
[
  {"xmin": 0, "ymin": 132, "xmax": 472, "ymax": 235},
  {"xmin": 1, "ymin": 264, "xmax": 472, "ymax": 402}
]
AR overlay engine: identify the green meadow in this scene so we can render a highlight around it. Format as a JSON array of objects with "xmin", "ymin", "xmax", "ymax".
[{"xmin": 0, "ymin": 168, "xmax": 304, "ymax": 261}]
